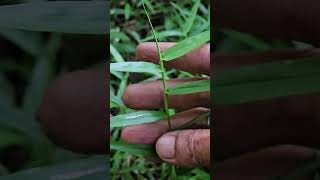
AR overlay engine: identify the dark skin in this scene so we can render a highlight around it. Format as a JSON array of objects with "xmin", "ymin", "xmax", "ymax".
[{"xmin": 38, "ymin": 0, "xmax": 320, "ymax": 178}]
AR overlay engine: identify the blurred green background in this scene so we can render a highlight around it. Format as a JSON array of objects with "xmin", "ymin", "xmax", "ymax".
[{"xmin": 0, "ymin": 0, "xmax": 108, "ymax": 179}]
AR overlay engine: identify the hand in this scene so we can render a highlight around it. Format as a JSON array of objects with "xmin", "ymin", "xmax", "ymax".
[
  {"xmin": 213, "ymin": 0, "xmax": 320, "ymax": 178},
  {"xmin": 121, "ymin": 42, "xmax": 210, "ymax": 168}
]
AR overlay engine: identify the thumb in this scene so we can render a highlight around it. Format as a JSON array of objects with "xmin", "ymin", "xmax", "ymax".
[{"xmin": 155, "ymin": 129, "xmax": 210, "ymax": 168}]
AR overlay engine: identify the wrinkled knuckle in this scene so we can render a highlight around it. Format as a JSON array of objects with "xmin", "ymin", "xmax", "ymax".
[{"xmin": 180, "ymin": 131, "xmax": 202, "ymax": 166}]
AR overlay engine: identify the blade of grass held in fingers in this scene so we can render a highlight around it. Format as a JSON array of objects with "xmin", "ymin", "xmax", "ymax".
[
  {"xmin": 167, "ymin": 79, "xmax": 210, "ymax": 95},
  {"xmin": 215, "ymin": 58, "xmax": 320, "ymax": 86},
  {"xmin": 174, "ymin": 111, "xmax": 210, "ymax": 131},
  {"xmin": 162, "ymin": 30, "xmax": 210, "ymax": 61},
  {"xmin": 110, "ymin": 62, "xmax": 162, "ymax": 75},
  {"xmin": 142, "ymin": 0, "xmax": 172, "ymax": 129},
  {"xmin": 111, "ymin": 140, "xmax": 155, "ymax": 157},
  {"xmin": 214, "ymin": 74, "xmax": 320, "ymax": 104},
  {"xmin": 110, "ymin": 110, "xmax": 167, "ymax": 129}
]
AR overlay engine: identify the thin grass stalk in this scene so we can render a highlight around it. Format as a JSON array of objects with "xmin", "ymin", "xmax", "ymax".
[
  {"xmin": 173, "ymin": 111, "xmax": 210, "ymax": 131},
  {"xmin": 141, "ymin": 0, "xmax": 172, "ymax": 130}
]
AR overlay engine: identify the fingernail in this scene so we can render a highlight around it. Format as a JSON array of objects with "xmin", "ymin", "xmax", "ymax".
[{"xmin": 156, "ymin": 135, "xmax": 176, "ymax": 159}]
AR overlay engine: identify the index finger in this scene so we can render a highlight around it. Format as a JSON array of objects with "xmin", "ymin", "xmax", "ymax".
[{"xmin": 136, "ymin": 42, "xmax": 210, "ymax": 75}]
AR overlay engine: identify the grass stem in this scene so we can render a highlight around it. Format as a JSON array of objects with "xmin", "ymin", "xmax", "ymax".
[{"xmin": 141, "ymin": 0, "xmax": 172, "ymax": 130}]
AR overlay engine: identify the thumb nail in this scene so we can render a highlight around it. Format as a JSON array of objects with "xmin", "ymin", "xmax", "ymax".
[{"xmin": 156, "ymin": 135, "xmax": 176, "ymax": 159}]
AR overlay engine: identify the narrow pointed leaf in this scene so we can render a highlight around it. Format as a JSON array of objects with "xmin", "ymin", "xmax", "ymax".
[
  {"xmin": 110, "ymin": 44, "xmax": 124, "ymax": 62},
  {"xmin": 214, "ymin": 58, "xmax": 320, "ymax": 104},
  {"xmin": 214, "ymin": 75, "xmax": 320, "ymax": 104},
  {"xmin": 0, "ymin": 1, "xmax": 108, "ymax": 34},
  {"xmin": 183, "ymin": 0, "xmax": 201, "ymax": 35},
  {"xmin": 110, "ymin": 110, "xmax": 166, "ymax": 128},
  {"xmin": 215, "ymin": 58, "xmax": 320, "ymax": 86},
  {"xmin": 0, "ymin": 156, "xmax": 108, "ymax": 180},
  {"xmin": 110, "ymin": 140, "xmax": 155, "ymax": 156},
  {"xmin": 110, "ymin": 62, "xmax": 162, "ymax": 75},
  {"xmin": 0, "ymin": 29, "xmax": 43, "ymax": 57},
  {"xmin": 168, "ymin": 79, "xmax": 210, "ymax": 95},
  {"xmin": 162, "ymin": 30, "xmax": 210, "ymax": 61},
  {"xmin": 142, "ymin": 30, "xmax": 184, "ymax": 42}
]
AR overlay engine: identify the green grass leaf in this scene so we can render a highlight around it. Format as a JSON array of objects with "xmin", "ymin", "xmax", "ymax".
[
  {"xmin": 215, "ymin": 75, "xmax": 320, "ymax": 104},
  {"xmin": 182, "ymin": 0, "xmax": 201, "ymax": 35},
  {"xmin": 0, "ymin": 128, "xmax": 29, "ymax": 149},
  {"xmin": 124, "ymin": 3, "xmax": 131, "ymax": 20},
  {"xmin": 0, "ymin": 29, "xmax": 43, "ymax": 57},
  {"xmin": 0, "ymin": 156, "xmax": 108, "ymax": 180},
  {"xmin": 111, "ymin": 110, "xmax": 166, "ymax": 128},
  {"xmin": 0, "ymin": 1, "xmax": 108, "ymax": 34},
  {"xmin": 111, "ymin": 140, "xmax": 155, "ymax": 157},
  {"xmin": 110, "ymin": 44, "xmax": 125, "ymax": 62},
  {"xmin": 162, "ymin": 30, "xmax": 210, "ymax": 61},
  {"xmin": 168, "ymin": 79, "xmax": 210, "ymax": 95},
  {"xmin": 222, "ymin": 29, "xmax": 272, "ymax": 50},
  {"xmin": 110, "ymin": 62, "xmax": 162, "ymax": 75},
  {"xmin": 214, "ymin": 58, "xmax": 320, "ymax": 104},
  {"xmin": 215, "ymin": 58, "xmax": 320, "ymax": 86},
  {"xmin": 110, "ymin": 94, "xmax": 123, "ymax": 108},
  {"xmin": 142, "ymin": 30, "xmax": 184, "ymax": 42},
  {"xmin": 22, "ymin": 34, "xmax": 61, "ymax": 116}
]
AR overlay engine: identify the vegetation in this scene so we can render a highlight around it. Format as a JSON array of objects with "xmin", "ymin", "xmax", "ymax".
[
  {"xmin": 215, "ymin": 21, "xmax": 320, "ymax": 179},
  {"xmin": 110, "ymin": 0, "xmax": 210, "ymax": 179},
  {"xmin": 0, "ymin": 1, "xmax": 107, "ymax": 179}
]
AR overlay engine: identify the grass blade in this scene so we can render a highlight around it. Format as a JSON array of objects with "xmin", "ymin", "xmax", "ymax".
[
  {"xmin": 174, "ymin": 111, "xmax": 210, "ymax": 130},
  {"xmin": 0, "ymin": 1, "xmax": 108, "ymax": 34},
  {"xmin": 0, "ymin": 156, "xmax": 108, "ymax": 180},
  {"xmin": 182, "ymin": 0, "xmax": 201, "ymax": 35},
  {"xmin": 0, "ymin": 128, "xmax": 29, "ymax": 149},
  {"xmin": 110, "ymin": 62, "xmax": 162, "ymax": 75},
  {"xmin": 215, "ymin": 58, "xmax": 320, "ymax": 86},
  {"xmin": 141, "ymin": 30, "xmax": 184, "ymax": 42},
  {"xmin": 110, "ymin": 44, "xmax": 125, "ymax": 62},
  {"xmin": 0, "ymin": 29, "xmax": 43, "ymax": 57},
  {"xmin": 162, "ymin": 30, "xmax": 210, "ymax": 61},
  {"xmin": 110, "ymin": 110, "xmax": 166, "ymax": 128},
  {"xmin": 221, "ymin": 29, "xmax": 272, "ymax": 50},
  {"xmin": 22, "ymin": 34, "xmax": 61, "ymax": 116},
  {"xmin": 168, "ymin": 79, "xmax": 210, "ymax": 95},
  {"xmin": 214, "ymin": 58, "xmax": 320, "ymax": 104},
  {"xmin": 111, "ymin": 140, "xmax": 155, "ymax": 157},
  {"xmin": 214, "ymin": 74, "xmax": 320, "ymax": 104}
]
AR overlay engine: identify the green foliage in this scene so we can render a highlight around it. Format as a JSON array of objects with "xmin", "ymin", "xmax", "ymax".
[
  {"xmin": 110, "ymin": 110, "xmax": 166, "ymax": 128},
  {"xmin": 214, "ymin": 58, "xmax": 320, "ymax": 104},
  {"xmin": 168, "ymin": 79, "xmax": 210, "ymax": 95},
  {"xmin": 0, "ymin": 156, "xmax": 108, "ymax": 180},
  {"xmin": 0, "ymin": 0, "xmax": 108, "ymax": 179},
  {"xmin": 216, "ymin": 9, "xmax": 320, "ymax": 177},
  {"xmin": 111, "ymin": 62, "xmax": 162, "ymax": 75},
  {"xmin": 110, "ymin": 140, "xmax": 155, "ymax": 157},
  {"xmin": 0, "ymin": 1, "xmax": 108, "ymax": 34},
  {"xmin": 162, "ymin": 30, "xmax": 210, "ymax": 61},
  {"xmin": 110, "ymin": 0, "xmax": 210, "ymax": 179}
]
